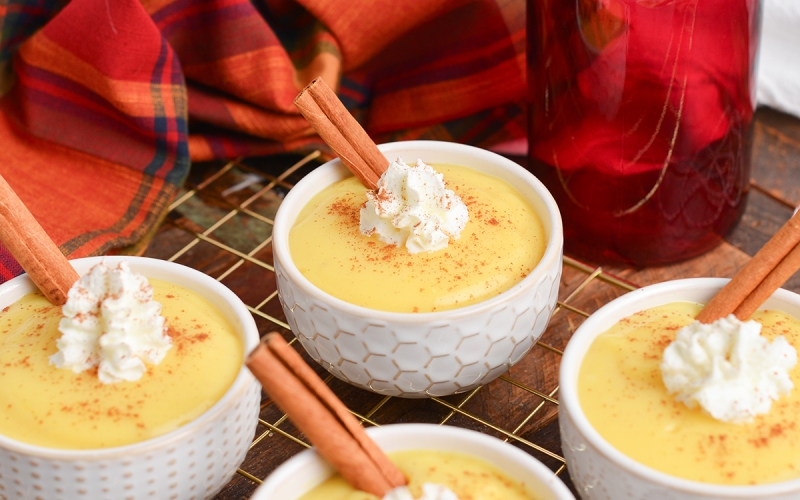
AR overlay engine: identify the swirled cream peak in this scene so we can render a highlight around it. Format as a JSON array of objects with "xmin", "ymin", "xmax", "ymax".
[
  {"xmin": 660, "ymin": 314, "xmax": 797, "ymax": 423},
  {"xmin": 49, "ymin": 261, "xmax": 172, "ymax": 384},
  {"xmin": 360, "ymin": 158, "xmax": 469, "ymax": 254},
  {"xmin": 384, "ymin": 483, "xmax": 460, "ymax": 500}
]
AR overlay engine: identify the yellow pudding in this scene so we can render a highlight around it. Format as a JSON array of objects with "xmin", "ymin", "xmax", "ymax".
[
  {"xmin": 289, "ymin": 164, "xmax": 546, "ymax": 313},
  {"xmin": 0, "ymin": 279, "xmax": 242, "ymax": 449},
  {"xmin": 578, "ymin": 302, "xmax": 800, "ymax": 485},
  {"xmin": 299, "ymin": 449, "xmax": 539, "ymax": 499}
]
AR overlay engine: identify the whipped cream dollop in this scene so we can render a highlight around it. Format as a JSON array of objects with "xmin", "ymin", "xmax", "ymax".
[
  {"xmin": 383, "ymin": 483, "xmax": 460, "ymax": 500},
  {"xmin": 49, "ymin": 261, "xmax": 172, "ymax": 384},
  {"xmin": 660, "ymin": 314, "xmax": 797, "ymax": 423},
  {"xmin": 360, "ymin": 158, "xmax": 469, "ymax": 254}
]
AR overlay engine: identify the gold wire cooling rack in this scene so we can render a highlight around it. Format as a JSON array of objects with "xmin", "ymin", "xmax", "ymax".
[{"xmin": 142, "ymin": 152, "xmax": 641, "ymax": 499}]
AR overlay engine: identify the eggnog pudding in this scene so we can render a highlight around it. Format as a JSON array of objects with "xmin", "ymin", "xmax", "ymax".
[
  {"xmin": 578, "ymin": 302, "xmax": 800, "ymax": 485},
  {"xmin": 298, "ymin": 449, "xmax": 539, "ymax": 500},
  {"xmin": 0, "ymin": 277, "xmax": 243, "ymax": 449},
  {"xmin": 289, "ymin": 162, "xmax": 546, "ymax": 313}
]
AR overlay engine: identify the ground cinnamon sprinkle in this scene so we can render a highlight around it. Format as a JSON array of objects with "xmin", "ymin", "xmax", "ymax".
[
  {"xmin": 652, "ymin": 334, "xmax": 673, "ymax": 350},
  {"xmin": 169, "ymin": 325, "xmax": 210, "ymax": 353},
  {"xmin": 328, "ymin": 195, "xmax": 359, "ymax": 224},
  {"xmin": 748, "ymin": 421, "xmax": 796, "ymax": 448}
]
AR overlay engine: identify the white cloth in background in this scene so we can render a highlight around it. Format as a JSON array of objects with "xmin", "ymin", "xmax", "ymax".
[{"xmin": 757, "ymin": 0, "xmax": 800, "ymax": 119}]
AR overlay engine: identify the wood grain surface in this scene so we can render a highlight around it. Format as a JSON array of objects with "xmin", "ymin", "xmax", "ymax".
[{"xmin": 142, "ymin": 107, "xmax": 800, "ymax": 500}]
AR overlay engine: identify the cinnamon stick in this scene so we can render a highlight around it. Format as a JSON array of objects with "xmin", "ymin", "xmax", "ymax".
[
  {"xmin": 245, "ymin": 333, "xmax": 406, "ymax": 496},
  {"xmin": 696, "ymin": 209, "xmax": 800, "ymax": 323},
  {"xmin": 733, "ymin": 241, "xmax": 800, "ymax": 320},
  {"xmin": 0, "ymin": 173, "xmax": 78, "ymax": 305},
  {"xmin": 294, "ymin": 78, "xmax": 387, "ymax": 190}
]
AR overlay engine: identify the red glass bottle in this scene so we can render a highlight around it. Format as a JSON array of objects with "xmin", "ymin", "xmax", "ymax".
[{"xmin": 527, "ymin": 0, "xmax": 761, "ymax": 265}]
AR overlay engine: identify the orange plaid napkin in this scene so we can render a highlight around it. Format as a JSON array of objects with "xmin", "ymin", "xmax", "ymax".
[{"xmin": 0, "ymin": 0, "xmax": 526, "ymax": 281}]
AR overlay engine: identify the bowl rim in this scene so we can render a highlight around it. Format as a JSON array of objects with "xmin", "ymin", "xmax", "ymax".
[
  {"xmin": 0, "ymin": 255, "xmax": 260, "ymax": 460},
  {"xmin": 272, "ymin": 140, "xmax": 564, "ymax": 321},
  {"xmin": 252, "ymin": 423, "xmax": 575, "ymax": 499},
  {"xmin": 559, "ymin": 277, "xmax": 800, "ymax": 496}
]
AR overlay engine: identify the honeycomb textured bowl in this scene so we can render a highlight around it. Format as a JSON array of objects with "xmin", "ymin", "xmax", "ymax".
[
  {"xmin": 273, "ymin": 141, "xmax": 563, "ymax": 398},
  {"xmin": 559, "ymin": 278, "xmax": 800, "ymax": 499},
  {"xmin": 0, "ymin": 256, "xmax": 261, "ymax": 500},
  {"xmin": 251, "ymin": 423, "xmax": 575, "ymax": 499}
]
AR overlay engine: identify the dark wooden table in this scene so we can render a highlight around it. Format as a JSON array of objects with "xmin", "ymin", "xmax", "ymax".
[{"xmin": 142, "ymin": 106, "xmax": 800, "ymax": 499}]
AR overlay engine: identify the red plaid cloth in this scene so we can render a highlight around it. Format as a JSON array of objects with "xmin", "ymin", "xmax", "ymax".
[{"xmin": 0, "ymin": 0, "xmax": 526, "ymax": 282}]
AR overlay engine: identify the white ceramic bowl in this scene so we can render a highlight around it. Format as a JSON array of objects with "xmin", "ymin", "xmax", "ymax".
[
  {"xmin": 273, "ymin": 140, "xmax": 563, "ymax": 398},
  {"xmin": 251, "ymin": 423, "xmax": 575, "ymax": 499},
  {"xmin": 559, "ymin": 278, "xmax": 800, "ymax": 499},
  {"xmin": 0, "ymin": 256, "xmax": 261, "ymax": 500}
]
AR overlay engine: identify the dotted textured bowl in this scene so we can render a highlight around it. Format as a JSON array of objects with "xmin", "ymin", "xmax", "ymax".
[
  {"xmin": 250, "ymin": 423, "xmax": 575, "ymax": 499},
  {"xmin": 559, "ymin": 278, "xmax": 800, "ymax": 499},
  {"xmin": 273, "ymin": 140, "xmax": 563, "ymax": 398},
  {"xmin": 0, "ymin": 256, "xmax": 261, "ymax": 500}
]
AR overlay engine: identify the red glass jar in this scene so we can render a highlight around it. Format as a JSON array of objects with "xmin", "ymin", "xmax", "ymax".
[{"xmin": 527, "ymin": 0, "xmax": 761, "ymax": 265}]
